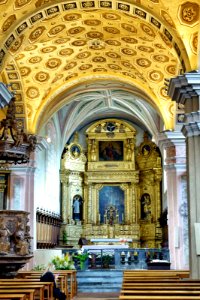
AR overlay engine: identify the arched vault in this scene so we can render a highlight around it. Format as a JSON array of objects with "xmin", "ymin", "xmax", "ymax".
[{"xmin": 0, "ymin": 0, "xmax": 198, "ymax": 133}]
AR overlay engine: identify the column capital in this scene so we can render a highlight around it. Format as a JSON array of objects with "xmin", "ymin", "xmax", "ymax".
[
  {"xmin": 157, "ymin": 131, "xmax": 186, "ymax": 169},
  {"xmin": 182, "ymin": 122, "xmax": 200, "ymax": 138},
  {"xmin": 157, "ymin": 131, "xmax": 185, "ymax": 151},
  {"xmin": 168, "ymin": 71, "xmax": 200, "ymax": 105}
]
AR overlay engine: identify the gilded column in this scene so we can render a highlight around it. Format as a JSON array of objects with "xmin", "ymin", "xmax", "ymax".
[
  {"xmin": 87, "ymin": 183, "xmax": 93, "ymax": 224},
  {"xmin": 60, "ymin": 173, "xmax": 68, "ymax": 224},
  {"xmin": 83, "ymin": 183, "xmax": 88, "ymax": 223},
  {"xmin": 131, "ymin": 183, "xmax": 136, "ymax": 223}
]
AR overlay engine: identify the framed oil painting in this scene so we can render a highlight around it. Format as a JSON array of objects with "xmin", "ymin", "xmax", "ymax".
[
  {"xmin": 99, "ymin": 185, "xmax": 124, "ymax": 224},
  {"xmin": 99, "ymin": 141, "xmax": 123, "ymax": 161}
]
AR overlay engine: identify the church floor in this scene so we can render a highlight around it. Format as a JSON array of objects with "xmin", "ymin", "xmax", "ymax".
[{"xmin": 74, "ymin": 292, "xmax": 119, "ymax": 299}]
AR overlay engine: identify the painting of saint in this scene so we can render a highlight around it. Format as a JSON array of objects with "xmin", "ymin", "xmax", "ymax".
[
  {"xmin": 99, "ymin": 141, "xmax": 123, "ymax": 161},
  {"xmin": 99, "ymin": 186, "xmax": 124, "ymax": 224}
]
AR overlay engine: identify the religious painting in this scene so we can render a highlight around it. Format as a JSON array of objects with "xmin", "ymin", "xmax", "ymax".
[
  {"xmin": 99, "ymin": 186, "xmax": 124, "ymax": 224},
  {"xmin": 99, "ymin": 141, "xmax": 123, "ymax": 161},
  {"xmin": 70, "ymin": 144, "xmax": 81, "ymax": 158}
]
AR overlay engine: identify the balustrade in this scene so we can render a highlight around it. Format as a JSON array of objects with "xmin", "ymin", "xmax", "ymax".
[{"xmin": 63, "ymin": 248, "xmax": 170, "ymax": 270}]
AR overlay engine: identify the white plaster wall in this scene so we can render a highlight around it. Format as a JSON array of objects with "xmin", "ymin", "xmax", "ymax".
[
  {"xmin": 36, "ymin": 116, "xmax": 62, "ymax": 214},
  {"xmin": 33, "ymin": 249, "xmax": 62, "ymax": 268}
]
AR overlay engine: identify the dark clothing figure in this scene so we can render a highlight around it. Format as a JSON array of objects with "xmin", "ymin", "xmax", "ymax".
[
  {"xmin": 40, "ymin": 271, "xmax": 66, "ymax": 300},
  {"xmin": 78, "ymin": 236, "xmax": 87, "ymax": 248}
]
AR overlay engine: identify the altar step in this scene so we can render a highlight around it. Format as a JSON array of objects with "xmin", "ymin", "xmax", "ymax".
[{"xmin": 77, "ymin": 270, "xmax": 123, "ymax": 293}]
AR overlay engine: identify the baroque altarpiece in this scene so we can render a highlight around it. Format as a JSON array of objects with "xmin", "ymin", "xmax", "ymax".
[{"xmin": 60, "ymin": 119, "xmax": 162, "ymax": 248}]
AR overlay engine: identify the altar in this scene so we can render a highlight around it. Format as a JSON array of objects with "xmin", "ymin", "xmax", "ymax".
[
  {"xmin": 90, "ymin": 238, "xmax": 132, "ymax": 245},
  {"xmin": 82, "ymin": 244, "xmax": 129, "ymax": 250}
]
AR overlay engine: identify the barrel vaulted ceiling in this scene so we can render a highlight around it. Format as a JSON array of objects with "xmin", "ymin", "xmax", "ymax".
[{"xmin": 0, "ymin": 0, "xmax": 198, "ymax": 135}]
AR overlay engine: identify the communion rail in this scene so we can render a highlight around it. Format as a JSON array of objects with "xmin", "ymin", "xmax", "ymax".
[{"xmin": 63, "ymin": 248, "xmax": 170, "ymax": 270}]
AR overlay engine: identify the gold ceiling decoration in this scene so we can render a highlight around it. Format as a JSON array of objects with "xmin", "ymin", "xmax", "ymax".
[{"xmin": 0, "ymin": 0, "xmax": 198, "ymax": 132}]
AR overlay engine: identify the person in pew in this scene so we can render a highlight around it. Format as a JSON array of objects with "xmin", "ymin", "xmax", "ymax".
[{"xmin": 40, "ymin": 267, "xmax": 66, "ymax": 300}]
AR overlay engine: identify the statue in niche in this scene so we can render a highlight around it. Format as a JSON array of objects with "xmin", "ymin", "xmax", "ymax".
[
  {"xmin": 72, "ymin": 195, "xmax": 83, "ymax": 221},
  {"xmin": 141, "ymin": 193, "xmax": 151, "ymax": 221},
  {"xmin": 104, "ymin": 206, "xmax": 119, "ymax": 225}
]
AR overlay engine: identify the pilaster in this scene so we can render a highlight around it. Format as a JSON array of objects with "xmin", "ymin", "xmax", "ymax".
[
  {"xmin": 168, "ymin": 71, "xmax": 200, "ymax": 277},
  {"xmin": 158, "ymin": 131, "xmax": 188, "ymax": 270}
]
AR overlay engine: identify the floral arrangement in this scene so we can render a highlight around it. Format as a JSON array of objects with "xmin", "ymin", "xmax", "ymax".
[
  {"xmin": 72, "ymin": 249, "xmax": 89, "ymax": 270},
  {"xmin": 120, "ymin": 238, "xmax": 127, "ymax": 244},
  {"xmin": 102, "ymin": 253, "xmax": 113, "ymax": 266},
  {"xmin": 51, "ymin": 253, "xmax": 75, "ymax": 270},
  {"xmin": 32, "ymin": 264, "xmax": 46, "ymax": 271},
  {"xmin": 94, "ymin": 251, "xmax": 114, "ymax": 267}
]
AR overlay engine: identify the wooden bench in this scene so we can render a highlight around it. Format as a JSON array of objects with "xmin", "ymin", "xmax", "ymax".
[
  {"xmin": 0, "ymin": 288, "xmax": 35, "ymax": 300},
  {"xmin": 123, "ymin": 272, "xmax": 184, "ymax": 279},
  {"xmin": 119, "ymin": 296, "xmax": 200, "ymax": 300},
  {"xmin": 122, "ymin": 283, "xmax": 200, "ymax": 290},
  {"xmin": 17, "ymin": 270, "xmax": 77, "ymax": 299},
  {"xmin": 0, "ymin": 280, "xmax": 54, "ymax": 299},
  {"xmin": 120, "ymin": 290, "xmax": 200, "ymax": 296},
  {"xmin": 0, "ymin": 294, "xmax": 27, "ymax": 300},
  {"xmin": 123, "ymin": 270, "xmax": 190, "ymax": 279},
  {"xmin": 0, "ymin": 282, "xmax": 48, "ymax": 300},
  {"xmin": 122, "ymin": 281, "xmax": 200, "ymax": 287}
]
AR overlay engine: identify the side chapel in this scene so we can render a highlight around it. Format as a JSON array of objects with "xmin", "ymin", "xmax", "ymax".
[{"xmin": 60, "ymin": 119, "xmax": 163, "ymax": 248}]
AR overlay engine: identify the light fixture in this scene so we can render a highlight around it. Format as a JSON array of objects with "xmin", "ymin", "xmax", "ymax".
[{"xmin": 0, "ymin": 83, "xmax": 37, "ymax": 164}]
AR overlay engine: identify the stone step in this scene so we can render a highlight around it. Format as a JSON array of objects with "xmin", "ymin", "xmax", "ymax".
[{"xmin": 77, "ymin": 270, "xmax": 123, "ymax": 293}]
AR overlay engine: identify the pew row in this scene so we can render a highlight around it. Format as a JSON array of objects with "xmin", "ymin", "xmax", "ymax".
[
  {"xmin": 17, "ymin": 270, "xmax": 77, "ymax": 299},
  {"xmin": 0, "ymin": 289, "xmax": 35, "ymax": 300},
  {"xmin": 123, "ymin": 270, "xmax": 190, "ymax": 279},
  {"xmin": 0, "ymin": 294, "xmax": 27, "ymax": 300},
  {"xmin": 119, "ymin": 296, "xmax": 200, "ymax": 300},
  {"xmin": 0, "ymin": 282, "xmax": 51, "ymax": 300}
]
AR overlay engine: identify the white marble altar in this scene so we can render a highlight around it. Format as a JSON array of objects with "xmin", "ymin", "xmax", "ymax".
[
  {"xmin": 82, "ymin": 244, "xmax": 129, "ymax": 250},
  {"xmin": 90, "ymin": 238, "xmax": 132, "ymax": 243}
]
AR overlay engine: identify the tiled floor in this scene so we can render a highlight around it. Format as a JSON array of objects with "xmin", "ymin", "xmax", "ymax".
[{"xmin": 74, "ymin": 292, "xmax": 119, "ymax": 300}]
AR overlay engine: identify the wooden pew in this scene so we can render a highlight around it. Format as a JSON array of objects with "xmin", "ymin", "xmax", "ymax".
[
  {"xmin": 123, "ymin": 270, "xmax": 190, "ymax": 279},
  {"xmin": 120, "ymin": 275, "xmax": 200, "ymax": 300},
  {"xmin": 122, "ymin": 281, "xmax": 200, "ymax": 287},
  {"xmin": 0, "ymin": 282, "xmax": 47, "ymax": 300},
  {"xmin": 119, "ymin": 297, "xmax": 200, "ymax": 300},
  {"xmin": 122, "ymin": 283, "xmax": 200, "ymax": 290},
  {"xmin": 120, "ymin": 290, "xmax": 200, "ymax": 296},
  {"xmin": 0, "ymin": 280, "xmax": 54, "ymax": 300},
  {"xmin": 0, "ymin": 289, "xmax": 35, "ymax": 300},
  {"xmin": 0, "ymin": 294, "xmax": 27, "ymax": 300},
  {"xmin": 17, "ymin": 270, "xmax": 77, "ymax": 300}
]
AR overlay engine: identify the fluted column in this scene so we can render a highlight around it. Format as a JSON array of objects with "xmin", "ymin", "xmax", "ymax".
[
  {"xmin": 158, "ymin": 131, "xmax": 188, "ymax": 270},
  {"xmin": 168, "ymin": 71, "xmax": 200, "ymax": 277}
]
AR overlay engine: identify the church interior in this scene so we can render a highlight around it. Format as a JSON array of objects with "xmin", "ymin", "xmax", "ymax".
[{"xmin": 0, "ymin": 0, "xmax": 200, "ymax": 283}]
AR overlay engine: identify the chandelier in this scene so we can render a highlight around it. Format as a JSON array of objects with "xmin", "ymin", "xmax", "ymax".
[{"xmin": 0, "ymin": 85, "xmax": 37, "ymax": 165}]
